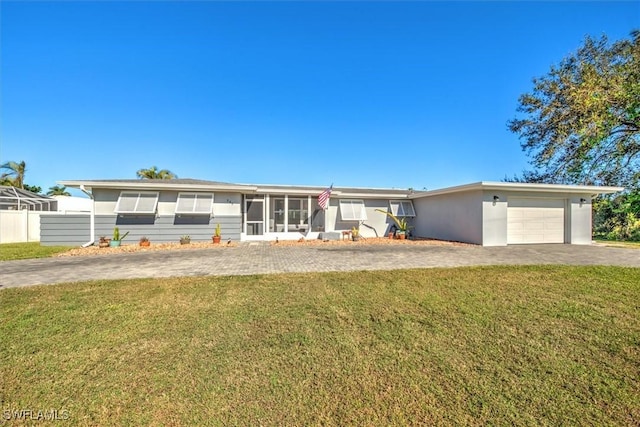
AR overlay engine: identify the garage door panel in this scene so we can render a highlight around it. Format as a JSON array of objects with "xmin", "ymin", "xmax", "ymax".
[
  {"xmin": 523, "ymin": 210, "xmax": 544, "ymax": 219},
  {"xmin": 526, "ymin": 222, "xmax": 544, "ymax": 231},
  {"xmin": 507, "ymin": 198, "xmax": 565, "ymax": 244}
]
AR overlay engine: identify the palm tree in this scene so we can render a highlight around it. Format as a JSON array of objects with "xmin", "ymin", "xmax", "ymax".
[
  {"xmin": 136, "ymin": 166, "xmax": 177, "ymax": 180},
  {"xmin": 47, "ymin": 185, "xmax": 71, "ymax": 196},
  {"xmin": 0, "ymin": 160, "xmax": 27, "ymax": 188}
]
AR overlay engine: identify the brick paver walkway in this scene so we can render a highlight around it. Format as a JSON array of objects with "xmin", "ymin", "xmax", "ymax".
[{"xmin": 1, "ymin": 243, "xmax": 638, "ymax": 289}]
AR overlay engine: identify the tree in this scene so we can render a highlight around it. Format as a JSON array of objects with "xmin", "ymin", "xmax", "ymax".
[
  {"xmin": 136, "ymin": 166, "xmax": 177, "ymax": 180},
  {"xmin": 0, "ymin": 160, "xmax": 27, "ymax": 188},
  {"xmin": 23, "ymin": 184, "xmax": 43, "ymax": 194},
  {"xmin": 508, "ymin": 30, "xmax": 640, "ymax": 187},
  {"xmin": 47, "ymin": 185, "xmax": 71, "ymax": 196},
  {"xmin": 593, "ymin": 189, "xmax": 640, "ymax": 240}
]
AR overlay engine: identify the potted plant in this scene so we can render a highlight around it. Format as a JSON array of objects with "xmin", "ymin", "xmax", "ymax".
[
  {"xmin": 212, "ymin": 224, "xmax": 221, "ymax": 244},
  {"xmin": 139, "ymin": 236, "xmax": 150, "ymax": 247},
  {"xmin": 180, "ymin": 235, "xmax": 191, "ymax": 245},
  {"xmin": 110, "ymin": 227, "xmax": 129, "ymax": 247},
  {"xmin": 98, "ymin": 236, "xmax": 111, "ymax": 248},
  {"xmin": 351, "ymin": 226, "xmax": 360, "ymax": 241},
  {"xmin": 375, "ymin": 209, "xmax": 411, "ymax": 240}
]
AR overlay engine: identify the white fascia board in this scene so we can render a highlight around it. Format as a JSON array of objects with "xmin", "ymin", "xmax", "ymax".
[
  {"xmin": 478, "ymin": 181, "xmax": 624, "ymax": 194},
  {"xmin": 409, "ymin": 181, "xmax": 624, "ymax": 199},
  {"xmin": 254, "ymin": 187, "xmax": 411, "ymax": 199},
  {"xmin": 58, "ymin": 180, "xmax": 257, "ymax": 192},
  {"xmin": 255, "ymin": 187, "xmax": 324, "ymax": 195},
  {"xmin": 333, "ymin": 191, "xmax": 411, "ymax": 199}
]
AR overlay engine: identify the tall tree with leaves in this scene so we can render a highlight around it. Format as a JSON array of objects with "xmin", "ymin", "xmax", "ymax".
[
  {"xmin": 508, "ymin": 30, "xmax": 640, "ymax": 187},
  {"xmin": 136, "ymin": 166, "xmax": 177, "ymax": 180},
  {"xmin": 0, "ymin": 160, "xmax": 27, "ymax": 189},
  {"xmin": 47, "ymin": 185, "xmax": 71, "ymax": 196}
]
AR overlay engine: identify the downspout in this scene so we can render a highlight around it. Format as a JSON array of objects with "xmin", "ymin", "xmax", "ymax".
[{"xmin": 80, "ymin": 185, "xmax": 95, "ymax": 247}]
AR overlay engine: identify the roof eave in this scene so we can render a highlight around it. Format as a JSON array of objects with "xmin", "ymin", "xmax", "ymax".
[
  {"xmin": 58, "ymin": 180, "xmax": 258, "ymax": 192},
  {"xmin": 409, "ymin": 181, "xmax": 624, "ymax": 198}
]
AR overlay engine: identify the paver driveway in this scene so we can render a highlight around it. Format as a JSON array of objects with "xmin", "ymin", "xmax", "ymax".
[{"xmin": 1, "ymin": 243, "xmax": 639, "ymax": 289}]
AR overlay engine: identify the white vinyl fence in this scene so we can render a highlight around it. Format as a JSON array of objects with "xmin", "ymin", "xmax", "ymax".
[{"xmin": 0, "ymin": 210, "xmax": 42, "ymax": 243}]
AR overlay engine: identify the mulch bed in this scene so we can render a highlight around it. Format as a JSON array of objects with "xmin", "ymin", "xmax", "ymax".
[{"xmin": 56, "ymin": 237, "xmax": 470, "ymax": 257}]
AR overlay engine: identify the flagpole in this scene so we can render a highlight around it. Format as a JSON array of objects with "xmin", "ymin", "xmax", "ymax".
[{"xmin": 319, "ymin": 183, "xmax": 333, "ymax": 235}]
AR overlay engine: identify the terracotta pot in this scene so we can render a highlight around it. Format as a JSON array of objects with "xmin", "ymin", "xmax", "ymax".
[
  {"xmin": 139, "ymin": 241, "xmax": 150, "ymax": 247},
  {"xmin": 397, "ymin": 233, "xmax": 406, "ymax": 240},
  {"xmin": 212, "ymin": 236, "xmax": 221, "ymax": 244},
  {"xmin": 388, "ymin": 232, "xmax": 394, "ymax": 239}
]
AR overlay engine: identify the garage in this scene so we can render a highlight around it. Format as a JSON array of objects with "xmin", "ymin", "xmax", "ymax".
[{"xmin": 507, "ymin": 198, "xmax": 565, "ymax": 244}]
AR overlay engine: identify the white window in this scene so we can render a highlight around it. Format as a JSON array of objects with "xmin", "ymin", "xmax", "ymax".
[
  {"xmin": 339, "ymin": 199, "xmax": 367, "ymax": 221},
  {"xmin": 115, "ymin": 192, "xmax": 159, "ymax": 214},
  {"xmin": 175, "ymin": 193, "xmax": 213, "ymax": 214},
  {"xmin": 389, "ymin": 200, "xmax": 415, "ymax": 217}
]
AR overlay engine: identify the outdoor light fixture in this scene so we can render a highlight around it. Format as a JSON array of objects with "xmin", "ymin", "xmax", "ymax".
[
  {"xmin": 493, "ymin": 195, "xmax": 500, "ymax": 202},
  {"xmin": 579, "ymin": 198, "xmax": 587, "ymax": 206}
]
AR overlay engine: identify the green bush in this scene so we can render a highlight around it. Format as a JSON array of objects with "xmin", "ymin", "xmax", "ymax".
[{"xmin": 593, "ymin": 191, "xmax": 640, "ymax": 241}]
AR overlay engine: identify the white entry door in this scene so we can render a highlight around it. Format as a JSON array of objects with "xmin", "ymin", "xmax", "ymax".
[{"xmin": 507, "ymin": 198, "xmax": 565, "ymax": 244}]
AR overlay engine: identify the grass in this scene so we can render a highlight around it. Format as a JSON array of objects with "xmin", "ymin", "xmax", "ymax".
[
  {"xmin": 0, "ymin": 242, "xmax": 73, "ymax": 261},
  {"xmin": 595, "ymin": 239, "xmax": 640, "ymax": 249},
  {"xmin": 1, "ymin": 266, "xmax": 639, "ymax": 425}
]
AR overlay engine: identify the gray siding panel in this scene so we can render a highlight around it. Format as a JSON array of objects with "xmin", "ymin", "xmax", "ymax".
[
  {"xmin": 40, "ymin": 214, "xmax": 241, "ymax": 246},
  {"xmin": 95, "ymin": 215, "xmax": 241, "ymax": 243},
  {"xmin": 40, "ymin": 214, "xmax": 90, "ymax": 246}
]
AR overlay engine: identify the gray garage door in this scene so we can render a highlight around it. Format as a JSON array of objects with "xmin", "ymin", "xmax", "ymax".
[{"xmin": 507, "ymin": 198, "xmax": 565, "ymax": 244}]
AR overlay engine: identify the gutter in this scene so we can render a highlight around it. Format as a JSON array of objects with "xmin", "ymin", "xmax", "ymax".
[{"xmin": 79, "ymin": 185, "xmax": 95, "ymax": 247}]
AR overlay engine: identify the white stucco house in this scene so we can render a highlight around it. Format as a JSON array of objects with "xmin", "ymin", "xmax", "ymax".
[{"xmin": 40, "ymin": 178, "xmax": 622, "ymax": 247}]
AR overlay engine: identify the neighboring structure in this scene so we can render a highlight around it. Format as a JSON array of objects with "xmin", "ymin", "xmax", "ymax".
[
  {"xmin": 0, "ymin": 186, "xmax": 57, "ymax": 243},
  {"xmin": 0, "ymin": 186, "xmax": 92, "ymax": 244},
  {"xmin": 42, "ymin": 178, "xmax": 622, "ymax": 247},
  {"xmin": 53, "ymin": 195, "xmax": 92, "ymax": 213},
  {"xmin": 0, "ymin": 186, "xmax": 57, "ymax": 211}
]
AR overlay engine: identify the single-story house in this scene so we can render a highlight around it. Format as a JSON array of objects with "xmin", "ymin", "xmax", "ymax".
[{"xmin": 40, "ymin": 179, "xmax": 622, "ymax": 247}]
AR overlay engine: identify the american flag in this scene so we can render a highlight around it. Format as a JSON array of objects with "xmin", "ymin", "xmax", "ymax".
[{"xmin": 317, "ymin": 184, "xmax": 333, "ymax": 210}]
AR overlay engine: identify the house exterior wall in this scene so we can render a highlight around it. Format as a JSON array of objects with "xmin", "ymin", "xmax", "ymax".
[
  {"xmin": 94, "ymin": 215, "xmax": 241, "ymax": 243},
  {"xmin": 325, "ymin": 198, "xmax": 405, "ymax": 238},
  {"xmin": 569, "ymin": 197, "xmax": 592, "ymax": 244},
  {"xmin": 40, "ymin": 214, "xmax": 91, "ymax": 246},
  {"xmin": 482, "ymin": 190, "xmax": 593, "ymax": 246},
  {"xmin": 40, "ymin": 189, "xmax": 242, "ymax": 245},
  {"xmin": 92, "ymin": 189, "xmax": 242, "ymax": 216},
  {"xmin": 41, "ymin": 183, "xmax": 604, "ymax": 246},
  {"xmin": 412, "ymin": 190, "xmax": 483, "ymax": 245},
  {"xmin": 482, "ymin": 191, "xmax": 508, "ymax": 246}
]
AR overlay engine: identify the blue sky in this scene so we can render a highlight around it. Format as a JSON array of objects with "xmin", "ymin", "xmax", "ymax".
[{"xmin": 1, "ymin": 1, "xmax": 638, "ymax": 195}]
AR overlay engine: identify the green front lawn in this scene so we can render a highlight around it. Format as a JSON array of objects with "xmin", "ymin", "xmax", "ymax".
[
  {"xmin": 595, "ymin": 239, "xmax": 640, "ymax": 249},
  {"xmin": 2, "ymin": 266, "xmax": 639, "ymax": 425},
  {"xmin": 0, "ymin": 242, "xmax": 73, "ymax": 261}
]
